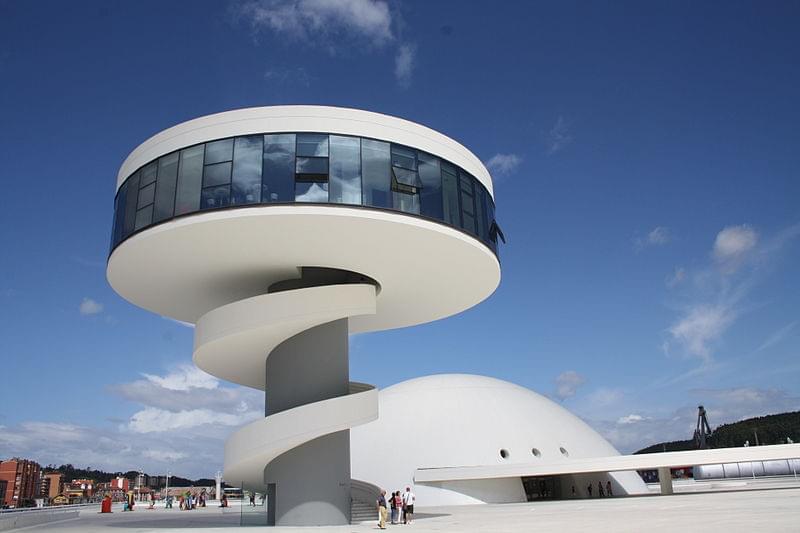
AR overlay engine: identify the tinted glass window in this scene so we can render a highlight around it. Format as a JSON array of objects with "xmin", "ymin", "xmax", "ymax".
[
  {"xmin": 418, "ymin": 152, "xmax": 443, "ymax": 220},
  {"xmin": 441, "ymin": 163, "xmax": 459, "ymax": 226},
  {"xmin": 134, "ymin": 205, "xmax": 153, "ymax": 230},
  {"xmin": 137, "ymin": 182, "xmax": 155, "ymax": 208},
  {"xmin": 329, "ymin": 136, "xmax": 361, "ymax": 204},
  {"xmin": 392, "ymin": 167, "xmax": 422, "ymax": 187},
  {"xmin": 140, "ymin": 162, "xmax": 158, "ymax": 187},
  {"xmin": 391, "ymin": 145, "xmax": 417, "ymax": 170},
  {"xmin": 475, "ymin": 184, "xmax": 488, "ymax": 243},
  {"xmin": 231, "ymin": 135, "xmax": 263, "ymax": 205},
  {"xmin": 123, "ymin": 171, "xmax": 140, "ymax": 237},
  {"xmin": 203, "ymin": 161, "xmax": 232, "ymax": 187},
  {"xmin": 204, "ymin": 139, "xmax": 233, "ymax": 164},
  {"xmin": 295, "ymin": 157, "xmax": 328, "ymax": 177},
  {"xmin": 459, "ymin": 172, "xmax": 476, "ymax": 234},
  {"xmin": 113, "ymin": 182, "xmax": 128, "ymax": 246},
  {"xmin": 393, "ymin": 191, "xmax": 420, "ymax": 214},
  {"xmin": 296, "ymin": 134, "xmax": 328, "ymax": 157},
  {"xmin": 153, "ymin": 152, "xmax": 179, "ymax": 222},
  {"xmin": 200, "ymin": 185, "xmax": 230, "ymax": 210},
  {"xmin": 263, "ymin": 134, "xmax": 295, "ymax": 202},
  {"xmin": 175, "ymin": 145, "xmax": 204, "ymax": 215},
  {"xmin": 295, "ymin": 181, "xmax": 328, "ymax": 202},
  {"xmin": 361, "ymin": 138, "xmax": 391, "ymax": 208}
]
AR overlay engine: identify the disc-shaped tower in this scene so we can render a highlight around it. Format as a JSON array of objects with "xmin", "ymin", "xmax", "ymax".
[{"xmin": 107, "ymin": 106, "xmax": 501, "ymax": 526}]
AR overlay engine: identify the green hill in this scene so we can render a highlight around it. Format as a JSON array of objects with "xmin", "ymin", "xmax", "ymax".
[{"xmin": 635, "ymin": 410, "xmax": 800, "ymax": 454}]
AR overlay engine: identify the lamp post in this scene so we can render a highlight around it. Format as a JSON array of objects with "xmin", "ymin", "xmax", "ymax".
[
  {"xmin": 165, "ymin": 472, "xmax": 171, "ymax": 507},
  {"xmin": 215, "ymin": 471, "xmax": 222, "ymax": 502}
]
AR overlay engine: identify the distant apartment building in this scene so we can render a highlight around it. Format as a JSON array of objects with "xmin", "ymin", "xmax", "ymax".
[
  {"xmin": 0, "ymin": 480, "xmax": 7, "ymax": 508},
  {"xmin": 63, "ymin": 478, "xmax": 95, "ymax": 503},
  {"xmin": 0, "ymin": 458, "xmax": 41, "ymax": 507},
  {"xmin": 39, "ymin": 472, "xmax": 63, "ymax": 500},
  {"xmin": 95, "ymin": 477, "xmax": 130, "ymax": 502}
]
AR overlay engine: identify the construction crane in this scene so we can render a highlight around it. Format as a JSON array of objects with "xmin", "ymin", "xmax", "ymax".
[{"xmin": 693, "ymin": 405, "xmax": 712, "ymax": 449}]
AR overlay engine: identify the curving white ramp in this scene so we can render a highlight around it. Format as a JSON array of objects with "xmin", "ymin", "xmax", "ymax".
[{"xmin": 106, "ymin": 106, "xmax": 503, "ymax": 526}]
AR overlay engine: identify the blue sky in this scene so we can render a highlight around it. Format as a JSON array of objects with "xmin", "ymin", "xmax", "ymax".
[{"xmin": 1, "ymin": 0, "xmax": 799, "ymax": 478}]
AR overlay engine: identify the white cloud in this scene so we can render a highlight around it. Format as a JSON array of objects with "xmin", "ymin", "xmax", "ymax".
[
  {"xmin": 545, "ymin": 116, "xmax": 572, "ymax": 155},
  {"xmin": 394, "ymin": 43, "xmax": 415, "ymax": 87},
  {"xmin": 127, "ymin": 407, "xmax": 260, "ymax": 434},
  {"xmin": 79, "ymin": 297, "xmax": 103, "ymax": 315},
  {"xmin": 554, "ymin": 370, "xmax": 585, "ymax": 400},
  {"xmin": 237, "ymin": 0, "xmax": 393, "ymax": 46},
  {"xmin": 485, "ymin": 154, "xmax": 522, "ymax": 177},
  {"xmin": 141, "ymin": 365, "xmax": 218, "ymax": 392},
  {"xmin": 634, "ymin": 226, "xmax": 671, "ymax": 251},
  {"xmin": 616, "ymin": 414, "xmax": 648, "ymax": 425},
  {"xmin": 668, "ymin": 304, "xmax": 735, "ymax": 362},
  {"xmin": 666, "ymin": 266, "xmax": 686, "ymax": 288},
  {"xmin": 713, "ymin": 224, "xmax": 758, "ymax": 270}
]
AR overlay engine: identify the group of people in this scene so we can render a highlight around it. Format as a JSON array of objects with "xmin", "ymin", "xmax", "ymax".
[
  {"xmin": 377, "ymin": 487, "xmax": 415, "ymax": 529},
  {"xmin": 171, "ymin": 490, "xmax": 206, "ymax": 510},
  {"xmin": 574, "ymin": 480, "xmax": 614, "ymax": 498}
]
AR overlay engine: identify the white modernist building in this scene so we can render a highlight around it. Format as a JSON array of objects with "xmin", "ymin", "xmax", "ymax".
[{"xmin": 107, "ymin": 105, "xmax": 647, "ymax": 526}]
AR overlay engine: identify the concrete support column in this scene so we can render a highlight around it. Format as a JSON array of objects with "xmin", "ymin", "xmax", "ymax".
[
  {"xmin": 658, "ymin": 467, "xmax": 673, "ymax": 495},
  {"xmin": 263, "ymin": 319, "xmax": 351, "ymax": 526}
]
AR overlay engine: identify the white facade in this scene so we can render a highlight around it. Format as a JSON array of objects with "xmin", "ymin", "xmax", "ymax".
[{"xmin": 351, "ymin": 374, "xmax": 648, "ymax": 505}]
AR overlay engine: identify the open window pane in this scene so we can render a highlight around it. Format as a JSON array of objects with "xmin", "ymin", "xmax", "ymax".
[
  {"xmin": 329, "ymin": 135, "xmax": 361, "ymax": 204},
  {"xmin": 263, "ymin": 134, "xmax": 295, "ymax": 203},
  {"xmin": 295, "ymin": 157, "xmax": 328, "ymax": 177},
  {"xmin": 391, "ymin": 145, "xmax": 417, "ymax": 170},
  {"xmin": 231, "ymin": 135, "xmax": 263, "ymax": 205}
]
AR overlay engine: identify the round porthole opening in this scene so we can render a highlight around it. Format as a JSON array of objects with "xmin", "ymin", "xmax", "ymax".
[
  {"xmin": 531, "ymin": 448, "xmax": 541, "ymax": 457},
  {"xmin": 559, "ymin": 446, "xmax": 569, "ymax": 457},
  {"xmin": 500, "ymin": 449, "xmax": 509, "ymax": 459}
]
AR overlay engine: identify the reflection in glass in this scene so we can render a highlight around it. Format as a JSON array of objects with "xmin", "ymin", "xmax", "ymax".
[
  {"xmin": 134, "ymin": 205, "xmax": 153, "ymax": 230},
  {"xmin": 263, "ymin": 134, "xmax": 295, "ymax": 202},
  {"xmin": 441, "ymin": 163, "xmax": 459, "ymax": 226},
  {"xmin": 393, "ymin": 191, "xmax": 420, "ymax": 214},
  {"xmin": 295, "ymin": 181, "xmax": 328, "ymax": 202},
  {"xmin": 112, "ymin": 132, "xmax": 498, "ymax": 257},
  {"xmin": 137, "ymin": 182, "xmax": 155, "ymax": 209},
  {"xmin": 418, "ymin": 152, "xmax": 443, "ymax": 220},
  {"xmin": 201, "ymin": 185, "xmax": 230, "ymax": 210},
  {"xmin": 154, "ymin": 152, "xmax": 179, "ymax": 222},
  {"xmin": 140, "ymin": 161, "xmax": 158, "ymax": 186},
  {"xmin": 203, "ymin": 161, "xmax": 232, "ymax": 187},
  {"xmin": 204, "ymin": 138, "xmax": 233, "ymax": 164},
  {"xmin": 391, "ymin": 145, "xmax": 417, "ymax": 170},
  {"xmin": 113, "ymin": 182, "xmax": 128, "ymax": 246},
  {"xmin": 459, "ymin": 172, "xmax": 477, "ymax": 234},
  {"xmin": 361, "ymin": 138, "xmax": 391, "ymax": 208},
  {"xmin": 329, "ymin": 136, "xmax": 361, "ymax": 204},
  {"xmin": 122, "ymin": 171, "xmax": 140, "ymax": 237},
  {"xmin": 296, "ymin": 133, "xmax": 329, "ymax": 157},
  {"xmin": 175, "ymin": 145, "xmax": 204, "ymax": 215},
  {"xmin": 231, "ymin": 136, "xmax": 263, "ymax": 205}
]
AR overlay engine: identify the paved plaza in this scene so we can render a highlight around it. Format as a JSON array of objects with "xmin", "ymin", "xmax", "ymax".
[{"xmin": 17, "ymin": 487, "xmax": 800, "ymax": 533}]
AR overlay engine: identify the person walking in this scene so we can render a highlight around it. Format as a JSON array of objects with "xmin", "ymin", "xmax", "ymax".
[
  {"xmin": 587, "ymin": 483, "xmax": 593, "ymax": 497},
  {"xmin": 389, "ymin": 491, "xmax": 398, "ymax": 524},
  {"xmin": 377, "ymin": 490, "xmax": 389, "ymax": 530},
  {"xmin": 597, "ymin": 481, "xmax": 605, "ymax": 498},
  {"xmin": 402, "ymin": 486, "xmax": 415, "ymax": 524},
  {"xmin": 606, "ymin": 481, "xmax": 613, "ymax": 497},
  {"xmin": 394, "ymin": 491, "xmax": 403, "ymax": 524}
]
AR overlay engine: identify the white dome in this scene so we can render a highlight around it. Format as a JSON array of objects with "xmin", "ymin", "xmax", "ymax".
[{"xmin": 350, "ymin": 374, "xmax": 646, "ymax": 505}]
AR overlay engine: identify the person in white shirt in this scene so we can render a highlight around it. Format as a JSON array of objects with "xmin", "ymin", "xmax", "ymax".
[{"xmin": 402, "ymin": 486, "xmax": 415, "ymax": 524}]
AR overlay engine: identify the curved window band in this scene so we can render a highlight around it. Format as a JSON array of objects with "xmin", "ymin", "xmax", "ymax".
[{"xmin": 111, "ymin": 133, "xmax": 500, "ymax": 257}]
